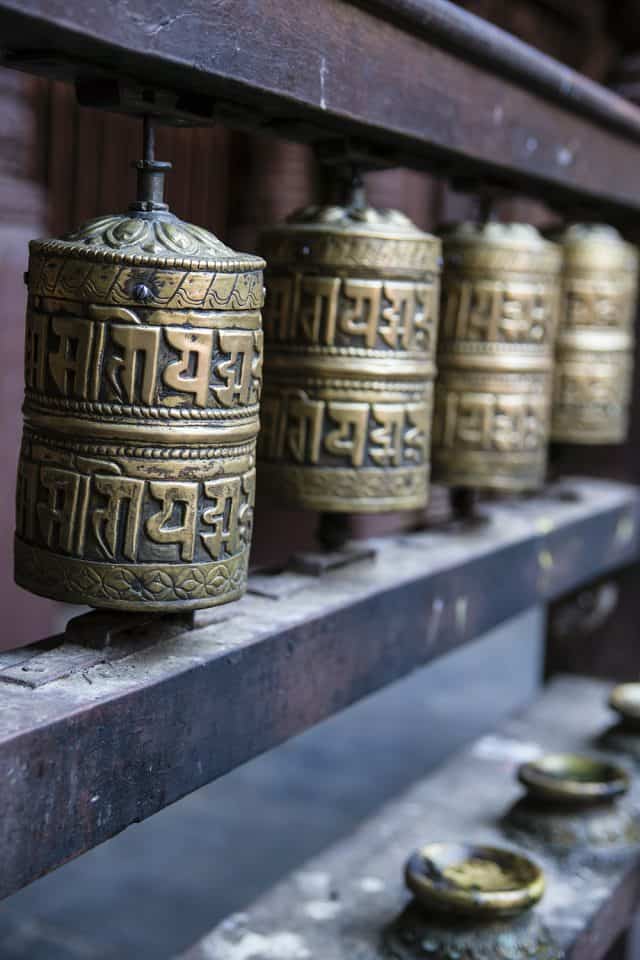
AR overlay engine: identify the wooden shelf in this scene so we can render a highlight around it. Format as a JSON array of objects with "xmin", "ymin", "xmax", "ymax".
[
  {"xmin": 180, "ymin": 675, "xmax": 640, "ymax": 960},
  {"xmin": 1, "ymin": 0, "xmax": 640, "ymax": 215},
  {"xmin": 0, "ymin": 478, "xmax": 638, "ymax": 901}
]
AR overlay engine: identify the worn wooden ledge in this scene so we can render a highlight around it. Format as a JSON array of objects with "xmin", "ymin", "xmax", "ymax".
[
  {"xmin": 1, "ymin": 0, "xmax": 640, "ymax": 215},
  {"xmin": 180, "ymin": 676, "xmax": 640, "ymax": 960},
  {"xmin": 0, "ymin": 479, "xmax": 639, "ymax": 902}
]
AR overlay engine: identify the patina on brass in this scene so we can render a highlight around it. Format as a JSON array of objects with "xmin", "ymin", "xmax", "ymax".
[
  {"xmin": 600, "ymin": 686, "xmax": 640, "ymax": 766},
  {"xmin": 384, "ymin": 902, "xmax": 561, "ymax": 960},
  {"xmin": 404, "ymin": 842, "xmax": 544, "ymax": 920},
  {"xmin": 14, "ymin": 121, "xmax": 264, "ymax": 611},
  {"xmin": 609, "ymin": 683, "xmax": 640, "ymax": 731},
  {"xmin": 388, "ymin": 841, "xmax": 554, "ymax": 960},
  {"xmin": 552, "ymin": 224, "xmax": 638, "ymax": 445},
  {"xmin": 432, "ymin": 222, "xmax": 561, "ymax": 492},
  {"xmin": 258, "ymin": 181, "xmax": 441, "ymax": 512},
  {"xmin": 517, "ymin": 753, "xmax": 629, "ymax": 805},
  {"xmin": 503, "ymin": 753, "xmax": 639, "ymax": 858}
]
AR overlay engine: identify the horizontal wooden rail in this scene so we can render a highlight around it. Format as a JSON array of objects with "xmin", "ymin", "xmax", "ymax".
[
  {"xmin": 0, "ymin": 478, "xmax": 639, "ymax": 901},
  {"xmin": 181, "ymin": 675, "xmax": 640, "ymax": 960},
  {"xmin": 1, "ymin": 0, "xmax": 640, "ymax": 216}
]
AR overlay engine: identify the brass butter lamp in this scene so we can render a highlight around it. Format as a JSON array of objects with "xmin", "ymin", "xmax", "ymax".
[
  {"xmin": 503, "ymin": 752, "xmax": 638, "ymax": 858},
  {"xmin": 405, "ymin": 842, "xmax": 545, "ymax": 919},
  {"xmin": 384, "ymin": 840, "xmax": 558, "ymax": 960}
]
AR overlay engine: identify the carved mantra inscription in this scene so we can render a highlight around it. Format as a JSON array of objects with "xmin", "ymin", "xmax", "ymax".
[
  {"xmin": 432, "ymin": 273, "xmax": 559, "ymax": 491},
  {"xmin": 16, "ymin": 268, "xmax": 263, "ymax": 610},
  {"xmin": 442, "ymin": 280, "xmax": 557, "ymax": 343},
  {"xmin": 25, "ymin": 305, "xmax": 262, "ymax": 409},
  {"xmin": 17, "ymin": 454, "xmax": 255, "ymax": 567},
  {"xmin": 552, "ymin": 275, "xmax": 637, "ymax": 444},
  {"xmin": 259, "ymin": 270, "xmax": 438, "ymax": 512},
  {"xmin": 563, "ymin": 278, "xmax": 635, "ymax": 329},
  {"xmin": 263, "ymin": 275, "xmax": 437, "ymax": 352},
  {"xmin": 433, "ymin": 387, "xmax": 549, "ymax": 453},
  {"xmin": 260, "ymin": 392, "xmax": 430, "ymax": 469}
]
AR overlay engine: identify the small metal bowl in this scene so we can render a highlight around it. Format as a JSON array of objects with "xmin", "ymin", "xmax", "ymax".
[
  {"xmin": 518, "ymin": 753, "xmax": 629, "ymax": 805},
  {"xmin": 609, "ymin": 683, "xmax": 640, "ymax": 731},
  {"xmin": 405, "ymin": 842, "xmax": 545, "ymax": 919}
]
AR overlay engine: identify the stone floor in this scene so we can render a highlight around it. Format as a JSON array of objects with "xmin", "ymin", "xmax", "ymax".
[{"xmin": 0, "ymin": 610, "xmax": 547, "ymax": 958}]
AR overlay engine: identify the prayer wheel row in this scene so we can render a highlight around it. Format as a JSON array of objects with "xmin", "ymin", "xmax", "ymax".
[
  {"xmin": 259, "ymin": 214, "xmax": 638, "ymax": 501},
  {"xmin": 13, "ymin": 142, "xmax": 639, "ymax": 611}
]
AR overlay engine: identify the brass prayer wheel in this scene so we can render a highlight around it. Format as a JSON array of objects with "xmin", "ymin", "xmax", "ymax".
[
  {"xmin": 14, "ymin": 128, "xmax": 264, "ymax": 611},
  {"xmin": 551, "ymin": 224, "xmax": 638, "ymax": 444},
  {"xmin": 432, "ymin": 222, "xmax": 561, "ymax": 492},
  {"xmin": 258, "ymin": 185, "xmax": 441, "ymax": 512}
]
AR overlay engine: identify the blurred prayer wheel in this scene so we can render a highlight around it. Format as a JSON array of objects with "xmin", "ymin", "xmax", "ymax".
[
  {"xmin": 258, "ymin": 183, "xmax": 441, "ymax": 512},
  {"xmin": 432, "ymin": 222, "xmax": 561, "ymax": 492},
  {"xmin": 14, "ymin": 124, "xmax": 264, "ymax": 611},
  {"xmin": 551, "ymin": 224, "xmax": 638, "ymax": 444}
]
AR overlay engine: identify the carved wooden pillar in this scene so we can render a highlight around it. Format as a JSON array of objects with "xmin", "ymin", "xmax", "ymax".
[{"xmin": 0, "ymin": 70, "xmax": 57, "ymax": 648}]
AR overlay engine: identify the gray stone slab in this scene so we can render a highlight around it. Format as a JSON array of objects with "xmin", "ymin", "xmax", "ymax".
[
  {"xmin": 2, "ymin": 609, "xmax": 544, "ymax": 959},
  {"xmin": 180, "ymin": 677, "xmax": 640, "ymax": 960}
]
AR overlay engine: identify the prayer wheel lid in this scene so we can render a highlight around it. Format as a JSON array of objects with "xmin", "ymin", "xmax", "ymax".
[
  {"xmin": 442, "ymin": 220, "xmax": 553, "ymax": 250},
  {"xmin": 560, "ymin": 222, "xmax": 625, "ymax": 243},
  {"xmin": 264, "ymin": 170, "xmax": 436, "ymax": 245},
  {"xmin": 555, "ymin": 222, "xmax": 637, "ymax": 272},
  {"xmin": 278, "ymin": 201, "xmax": 435, "ymax": 241},
  {"xmin": 31, "ymin": 210, "xmax": 265, "ymax": 273},
  {"xmin": 30, "ymin": 130, "xmax": 264, "ymax": 272},
  {"xmin": 440, "ymin": 220, "xmax": 561, "ymax": 272},
  {"xmin": 261, "ymin": 190, "xmax": 440, "ymax": 275}
]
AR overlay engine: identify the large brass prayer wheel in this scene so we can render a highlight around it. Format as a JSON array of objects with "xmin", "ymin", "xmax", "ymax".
[
  {"xmin": 14, "ymin": 152, "xmax": 264, "ymax": 611},
  {"xmin": 432, "ymin": 222, "xmax": 561, "ymax": 492},
  {"xmin": 258, "ymin": 195, "xmax": 441, "ymax": 512},
  {"xmin": 551, "ymin": 224, "xmax": 638, "ymax": 444}
]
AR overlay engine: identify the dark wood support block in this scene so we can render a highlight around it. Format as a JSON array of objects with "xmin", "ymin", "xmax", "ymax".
[
  {"xmin": 180, "ymin": 676, "xmax": 640, "ymax": 960},
  {"xmin": 604, "ymin": 933, "xmax": 631, "ymax": 960},
  {"xmin": 0, "ymin": 479, "xmax": 639, "ymax": 902},
  {"xmin": 1, "ymin": 1, "xmax": 640, "ymax": 214}
]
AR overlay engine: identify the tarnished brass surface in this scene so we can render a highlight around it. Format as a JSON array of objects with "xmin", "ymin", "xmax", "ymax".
[
  {"xmin": 552, "ymin": 225, "xmax": 638, "ymax": 445},
  {"xmin": 504, "ymin": 752, "xmax": 640, "ymax": 860},
  {"xmin": 517, "ymin": 753, "xmax": 629, "ymax": 805},
  {"xmin": 384, "ymin": 902, "xmax": 561, "ymax": 960},
  {"xmin": 432, "ymin": 222, "xmax": 561, "ymax": 492},
  {"xmin": 503, "ymin": 795, "xmax": 640, "ymax": 858},
  {"xmin": 599, "ymin": 724, "xmax": 640, "ymax": 768},
  {"xmin": 15, "ymin": 152, "xmax": 264, "ymax": 611},
  {"xmin": 404, "ymin": 842, "xmax": 544, "ymax": 919},
  {"xmin": 609, "ymin": 683, "xmax": 640, "ymax": 731},
  {"xmin": 258, "ymin": 193, "xmax": 441, "ymax": 512}
]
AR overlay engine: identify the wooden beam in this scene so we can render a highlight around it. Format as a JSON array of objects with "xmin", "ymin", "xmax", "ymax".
[
  {"xmin": 0, "ymin": 0, "xmax": 640, "ymax": 215},
  {"xmin": 0, "ymin": 479, "xmax": 638, "ymax": 901}
]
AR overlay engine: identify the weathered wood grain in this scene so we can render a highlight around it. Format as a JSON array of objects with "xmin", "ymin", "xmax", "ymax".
[{"xmin": 0, "ymin": 1, "xmax": 640, "ymax": 214}]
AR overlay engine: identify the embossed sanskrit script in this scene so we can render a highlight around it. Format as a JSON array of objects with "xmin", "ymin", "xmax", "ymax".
[
  {"xmin": 25, "ymin": 305, "xmax": 262, "ymax": 408},
  {"xmin": 16, "ymin": 248, "xmax": 264, "ymax": 609}
]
